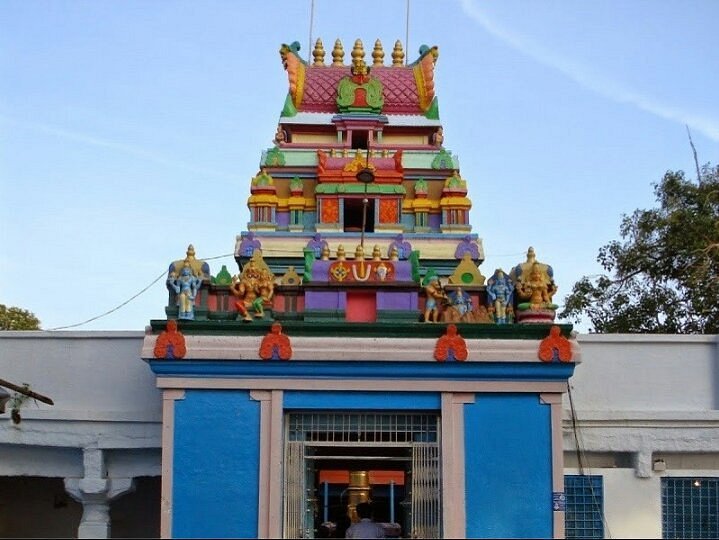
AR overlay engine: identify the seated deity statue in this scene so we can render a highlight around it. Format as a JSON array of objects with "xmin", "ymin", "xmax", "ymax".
[
  {"xmin": 230, "ymin": 261, "xmax": 275, "ymax": 322},
  {"xmin": 516, "ymin": 263, "xmax": 558, "ymax": 311},
  {"xmin": 448, "ymin": 287, "xmax": 473, "ymax": 317}
]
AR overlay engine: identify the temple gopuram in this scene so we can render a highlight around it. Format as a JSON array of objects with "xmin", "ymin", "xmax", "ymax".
[{"xmin": 143, "ymin": 38, "xmax": 580, "ymax": 539}]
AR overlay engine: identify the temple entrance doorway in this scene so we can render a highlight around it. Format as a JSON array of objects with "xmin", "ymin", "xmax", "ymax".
[{"xmin": 283, "ymin": 412, "xmax": 442, "ymax": 539}]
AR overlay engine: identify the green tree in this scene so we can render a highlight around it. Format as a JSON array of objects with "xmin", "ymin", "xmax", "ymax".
[
  {"xmin": 0, "ymin": 304, "xmax": 41, "ymax": 330},
  {"xmin": 560, "ymin": 165, "xmax": 719, "ymax": 333}
]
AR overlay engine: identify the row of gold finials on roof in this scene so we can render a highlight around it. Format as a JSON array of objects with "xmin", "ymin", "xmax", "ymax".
[{"xmin": 312, "ymin": 38, "xmax": 408, "ymax": 67}]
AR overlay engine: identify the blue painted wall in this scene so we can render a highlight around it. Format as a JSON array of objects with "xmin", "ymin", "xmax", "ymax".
[
  {"xmin": 284, "ymin": 390, "xmax": 440, "ymax": 410},
  {"xmin": 173, "ymin": 390, "xmax": 260, "ymax": 538},
  {"xmin": 464, "ymin": 394, "xmax": 552, "ymax": 538}
]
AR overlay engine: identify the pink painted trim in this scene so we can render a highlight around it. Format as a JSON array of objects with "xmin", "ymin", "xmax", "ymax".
[
  {"xmin": 160, "ymin": 389, "xmax": 185, "ymax": 539},
  {"xmin": 250, "ymin": 391, "xmax": 272, "ymax": 538},
  {"xmin": 156, "ymin": 377, "xmax": 567, "ymax": 394},
  {"xmin": 268, "ymin": 390, "xmax": 284, "ymax": 538},
  {"xmin": 541, "ymin": 393, "xmax": 566, "ymax": 539},
  {"xmin": 441, "ymin": 393, "xmax": 475, "ymax": 538},
  {"xmin": 250, "ymin": 390, "xmax": 284, "ymax": 539}
]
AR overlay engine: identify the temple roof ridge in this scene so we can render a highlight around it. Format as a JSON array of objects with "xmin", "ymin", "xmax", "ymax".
[{"xmin": 280, "ymin": 38, "xmax": 439, "ymax": 117}]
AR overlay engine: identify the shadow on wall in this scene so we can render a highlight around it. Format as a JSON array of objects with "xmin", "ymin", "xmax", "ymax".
[
  {"xmin": 110, "ymin": 476, "xmax": 161, "ymax": 539},
  {"xmin": 0, "ymin": 477, "xmax": 82, "ymax": 538},
  {"xmin": 0, "ymin": 476, "xmax": 161, "ymax": 539}
]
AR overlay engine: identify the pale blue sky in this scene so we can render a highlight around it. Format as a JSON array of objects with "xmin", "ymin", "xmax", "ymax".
[{"xmin": 1, "ymin": 0, "xmax": 717, "ymax": 331}]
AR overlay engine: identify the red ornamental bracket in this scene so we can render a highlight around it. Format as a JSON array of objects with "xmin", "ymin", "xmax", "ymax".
[
  {"xmin": 259, "ymin": 322, "xmax": 292, "ymax": 361},
  {"xmin": 434, "ymin": 324, "xmax": 468, "ymax": 362},
  {"xmin": 153, "ymin": 319, "xmax": 187, "ymax": 360},
  {"xmin": 538, "ymin": 326, "xmax": 573, "ymax": 363}
]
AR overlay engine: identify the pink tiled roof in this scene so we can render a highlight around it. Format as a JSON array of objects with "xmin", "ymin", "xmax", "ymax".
[{"xmin": 300, "ymin": 66, "xmax": 422, "ymax": 115}]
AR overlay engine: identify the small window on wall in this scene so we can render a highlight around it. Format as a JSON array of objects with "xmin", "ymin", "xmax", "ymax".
[
  {"xmin": 290, "ymin": 210, "xmax": 303, "ymax": 226},
  {"xmin": 351, "ymin": 130, "xmax": 368, "ymax": 150},
  {"xmin": 565, "ymin": 475, "xmax": 604, "ymax": 539},
  {"xmin": 662, "ymin": 477, "xmax": 719, "ymax": 539},
  {"xmin": 416, "ymin": 212, "xmax": 428, "ymax": 228},
  {"xmin": 254, "ymin": 207, "xmax": 272, "ymax": 223}
]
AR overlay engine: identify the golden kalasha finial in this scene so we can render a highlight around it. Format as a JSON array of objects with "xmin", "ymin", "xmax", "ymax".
[
  {"xmin": 332, "ymin": 38, "xmax": 344, "ymax": 66},
  {"xmin": 392, "ymin": 40, "xmax": 405, "ymax": 66},
  {"xmin": 372, "ymin": 245, "xmax": 382, "ymax": 261},
  {"xmin": 355, "ymin": 244, "xmax": 365, "ymax": 261},
  {"xmin": 351, "ymin": 39, "xmax": 368, "ymax": 76},
  {"xmin": 372, "ymin": 39, "xmax": 385, "ymax": 66},
  {"xmin": 336, "ymin": 244, "xmax": 346, "ymax": 261},
  {"xmin": 312, "ymin": 38, "xmax": 325, "ymax": 66}
]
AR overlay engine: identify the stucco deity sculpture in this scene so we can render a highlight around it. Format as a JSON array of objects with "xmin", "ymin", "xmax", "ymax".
[
  {"xmin": 447, "ymin": 287, "xmax": 473, "ymax": 317},
  {"xmin": 516, "ymin": 263, "xmax": 557, "ymax": 310},
  {"xmin": 388, "ymin": 233, "xmax": 412, "ymax": 260},
  {"xmin": 306, "ymin": 233, "xmax": 328, "ymax": 258},
  {"xmin": 273, "ymin": 124, "xmax": 287, "ymax": 145},
  {"xmin": 168, "ymin": 265, "xmax": 203, "ymax": 320},
  {"xmin": 509, "ymin": 247, "xmax": 558, "ymax": 323},
  {"xmin": 454, "ymin": 235, "xmax": 480, "ymax": 259},
  {"xmin": 423, "ymin": 272, "xmax": 447, "ymax": 323},
  {"xmin": 431, "ymin": 126, "xmax": 444, "ymax": 147},
  {"xmin": 230, "ymin": 258, "xmax": 275, "ymax": 322},
  {"xmin": 486, "ymin": 269, "xmax": 514, "ymax": 324},
  {"xmin": 239, "ymin": 232, "xmax": 262, "ymax": 257}
]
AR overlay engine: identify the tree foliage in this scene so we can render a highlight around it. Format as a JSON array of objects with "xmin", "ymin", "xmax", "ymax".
[
  {"xmin": 560, "ymin": 165, "xmax": 719, "ymax": 333},
  {"xmin": 0, "ymin": 304, "xmax": 41, "ymax": 330}
]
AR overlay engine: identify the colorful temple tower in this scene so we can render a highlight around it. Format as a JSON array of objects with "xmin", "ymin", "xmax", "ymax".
[{"xmin": 144, "ymin": 39, "xmax": 579, "ymax": 539}]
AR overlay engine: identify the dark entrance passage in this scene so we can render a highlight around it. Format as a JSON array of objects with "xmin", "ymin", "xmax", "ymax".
[{"xmin": 343, "ymin": 198, "xmax": 375, "ymax": 233}]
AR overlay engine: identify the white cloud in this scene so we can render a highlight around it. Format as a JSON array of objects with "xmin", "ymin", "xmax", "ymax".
[
  {"xmin": 459, "ymin": 0, "xmax": 719, "ymax": 142},
  {"xmin": 0, "ymin": 115, "xmax": 237, "ymax": 180}
]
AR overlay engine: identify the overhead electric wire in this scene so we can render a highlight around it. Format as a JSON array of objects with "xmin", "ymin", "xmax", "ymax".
[
  {"xmin": 40, "ymin": 244, "xmax": 523, "ymax": 331},
  {"xmin": 44, "ymin": 252, "xmax": 234, "ymax": 331},
  {"xmin": 567, "ymin": 382, "xmax": 612, "ymax": 539}
]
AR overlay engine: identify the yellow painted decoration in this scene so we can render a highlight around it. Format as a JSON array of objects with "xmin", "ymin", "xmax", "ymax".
[
  {"xmin": 248, "ymin": 194, "xmax": 279, "ymax": 205},
  {"xmin": 448, "ymin": 253, "xmax": 486, "ymax": 286},
  {"xmin": 169, "ymin": 244, "xmax": 207, "ymax": 279},
  {"xmin": 391, "ymin": 40, "xmax": 405, "ymax": 66},
  {"xmin": 440, "ymin": 196, "xmax": 472, "ymax": 208},
  {"xmin": 343, "ymin": 153, "xmax": 377, "ymax": 173},
  {"xmin": 280, "ymin": 266, "xmax": 302, "ymax": 286},
  {"xmin": 372, "ymin": 39, "xmax": 385, "ymax": 66},
  {"xmin": 280, "ymin": 44, "xmax": 306, "ymax": 108},
  {"xmin": 332, "ymin": 38, "xmax": 344, "ymax": 66},
  {"xmin": 312, "ymin": 38, "xmax": 325, "ymax": 66},
  {"xmin": 412, "ymin": 47, "xmax": 438, "ymax": 111},
  {"xmin": 412, "ymin": 198, "xmax": 433, "ymax": 211},
  {"xmin": 351, "ymin": 39, "xmax": 368, "ymax": 76},
  {"xmin": 288, "ymin": 196, "xmax": 306, "ymax": 209},
  {"xmin": 251, "ymin": 168, "xmax": 275, "ymax": 188}
]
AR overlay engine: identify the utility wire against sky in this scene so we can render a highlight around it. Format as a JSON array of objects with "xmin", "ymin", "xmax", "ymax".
[
  {"xmin": 44, "ymin": 253, "xmax": 235, "ymax": 331},
  {"xmin": 42, "ymin": 249, "xmax": 528, "ymax": 331}
]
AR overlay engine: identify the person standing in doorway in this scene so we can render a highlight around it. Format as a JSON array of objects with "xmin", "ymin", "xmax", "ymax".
[{"xmin": 345, "ymin": 502, "xmax": 385, "ymax": 539}]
